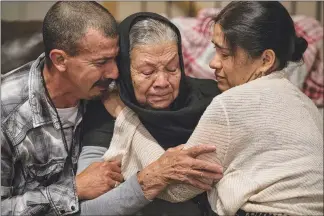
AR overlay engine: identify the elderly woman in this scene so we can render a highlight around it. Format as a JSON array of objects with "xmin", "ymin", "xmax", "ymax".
[
  {"xmin": 77, "ymin": 12, "xmax": 223, "ymax": 216},
  {"xmin": 104, "ymin": 2, "xmax": 323, "ymax": 216}
]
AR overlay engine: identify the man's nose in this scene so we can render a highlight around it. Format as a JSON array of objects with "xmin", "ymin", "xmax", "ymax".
[{"xmin": 104, "ymin": 61, "xmax": 119, "ymax": 80}]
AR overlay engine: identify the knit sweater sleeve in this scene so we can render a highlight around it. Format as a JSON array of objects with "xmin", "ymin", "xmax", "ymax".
[
  {"xmin": 155, "ymin": 96, "xmax": 231, "ymax": 202},
  {"xmin": 184, "ymin": 96, "xmax": 230, "ymax": 167}
]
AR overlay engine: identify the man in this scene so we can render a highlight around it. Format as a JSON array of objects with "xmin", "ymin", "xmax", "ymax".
[
  {"xmin": 1, "ymin": 2, "xmax": 222, "ymax": 215},
  {"xmin": 1, "ymin": 2, "xmax": 121, "ymax": 215}
]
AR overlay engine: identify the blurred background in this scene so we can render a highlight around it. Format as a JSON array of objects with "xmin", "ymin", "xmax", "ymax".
[
  {"xmin": 1, "ymin": 1, "xmax": 323, "ymax": 112},
  {"xmin": 1, "ymin": 1, "xmax": 323, "ymax": 23}
]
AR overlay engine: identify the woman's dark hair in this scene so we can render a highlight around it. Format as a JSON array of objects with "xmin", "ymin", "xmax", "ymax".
[{"xmin": 213, "ymin": 1, "xmax": 308, "ymax": 70}]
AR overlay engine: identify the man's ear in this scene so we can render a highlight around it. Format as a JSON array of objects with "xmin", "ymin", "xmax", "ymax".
[
  {"xmin": 49, "ymin": 49, "xmax": 68, "ymax": 72},
  {"xmin": 259, "ymin": 49, "xmax": 276, "ymax": 75}
]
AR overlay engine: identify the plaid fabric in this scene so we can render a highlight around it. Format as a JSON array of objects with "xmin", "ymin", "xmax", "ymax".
[
  {"xmin": 1, "ymin": 53, "xmax": 85, "ymax": 215},
  {"xmin": 294, "ymin": 16, "xmax": 324, "ymax": 107},
  {"xmin": 171, "ymin": 8, "xmax": 323, "ymax": 107}
]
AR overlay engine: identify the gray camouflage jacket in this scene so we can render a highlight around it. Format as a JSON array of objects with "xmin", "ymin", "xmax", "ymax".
[{"xmin": 1, "ymin": 54, "xmax": 85, "ymax": 216}]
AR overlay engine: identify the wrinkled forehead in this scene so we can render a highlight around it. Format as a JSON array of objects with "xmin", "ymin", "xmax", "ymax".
[
  {"xmin": 77, "ymin": 29, "xmax": 119, "ymax": 55},
  {"xmin": 130, "ymin": 42, "xmax": 179, "ymax": 66}
]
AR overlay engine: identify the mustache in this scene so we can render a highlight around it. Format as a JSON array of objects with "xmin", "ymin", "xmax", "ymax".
[{"xmin": 92, "ymin": 78, "xmax": 115, "ymax": 89}]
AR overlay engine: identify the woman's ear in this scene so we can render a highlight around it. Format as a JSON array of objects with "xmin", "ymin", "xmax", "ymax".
[
  {"xmin": 259, "ymin": 49, "xmax": 276, "ymax": 75},
  {"xmin": 49, "ymin": 49, "xmax": 68, "ymax": 72}
]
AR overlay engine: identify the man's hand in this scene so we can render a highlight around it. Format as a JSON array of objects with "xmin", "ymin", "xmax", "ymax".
[
  {"xmin": 76, "ymin": 161, "xmax": 123, "ymax": 200},
  {"xmin": 137, "ymin": 144, "xmax": 223, "ymax": 200}
]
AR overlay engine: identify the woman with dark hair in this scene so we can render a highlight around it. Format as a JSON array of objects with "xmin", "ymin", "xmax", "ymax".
[{"xmin": 103, "ymin": 2, "xmax": 323, "ymax": 215}]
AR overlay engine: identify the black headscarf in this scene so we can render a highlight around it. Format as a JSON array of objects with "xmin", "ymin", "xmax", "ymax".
[{"xmin": 117, "ymin": 12, "xmax": 221, "ymax": 149}]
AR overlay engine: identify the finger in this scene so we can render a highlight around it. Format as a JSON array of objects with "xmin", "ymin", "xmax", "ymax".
[
  {"xmin": 191, "ymin": 158, "xmax": 223, "ymax": 174},
  {"xmin": 108, "ymin": 171, "xmax": 124, "ymax": 182},
  {"xmin": 185, "ymin": 177, "xmax": 213, "ymax": 191},
  {"xmin": 105, "ymin": 178, "xmax": 122, "ymax": 190},
  {"xmin": 185, "ymin": 144, "xmax": 216, "ymax": 158},
  {"xmin": 101, "ymin": 93, "xmax": 109, "ymax": 102},
  {"xmin": 186, "ymin": 169, "xmax": 223, "ymax": 181},
  {"xmin": 168, "ymin": 144, "xmax": 185, "ymax": 152},
  {"xmin": 109, "ymin": 160, "xmax": 122, "ymax": 167},
  {"xmin": 103, "ymin": 161, "xmax": 122, "ymax": 173},
  {"xmin": 105, "ymin": 178, "xmax": 116, "ymax": 189}
]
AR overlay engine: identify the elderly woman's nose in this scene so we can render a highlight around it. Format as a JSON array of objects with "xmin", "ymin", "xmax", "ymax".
[
  {"xmin": 153, "ymin": 72, "xmax": 169, "ymax": 88},
  {"xmin": 209, "ymin": 53, "xmax": 222, "ymax": 70}
]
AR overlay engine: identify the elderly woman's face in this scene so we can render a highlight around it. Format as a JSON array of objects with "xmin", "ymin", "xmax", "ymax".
[
  {"xmin": 130, "ymin": 42, "xmax": 181, "ymax": 109},
  {"xmin": 209, "ymin": 24, "xmax": 263, "ymax": 92}
]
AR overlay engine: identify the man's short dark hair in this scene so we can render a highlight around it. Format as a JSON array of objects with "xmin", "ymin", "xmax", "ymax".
[{"xmin": 43, "ymin": 1, "xmax": 118, "ymax": 64}]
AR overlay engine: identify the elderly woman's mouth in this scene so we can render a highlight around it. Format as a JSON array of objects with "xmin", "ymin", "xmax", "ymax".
[{"xmin": 149, "ymin": 93, "xmax": 171, "ymax": 101}]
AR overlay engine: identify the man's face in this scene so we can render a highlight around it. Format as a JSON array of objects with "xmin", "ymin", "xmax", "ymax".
[
  {"xmin": 65, "ymin": 29, "xmax": 119, "ymax": 100},
  {"xmin": 130, "ymin": 42, "xmax": 181, "ymax": 109}
]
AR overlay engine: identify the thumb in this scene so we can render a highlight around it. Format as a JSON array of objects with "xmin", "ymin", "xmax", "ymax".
[
  {"xmin": 168, "ymin": 144, "xmax": 186, "ymax": 152},
  {"xmin": 109, "ymin": 159, "xmax": 122, "ymax": 167},
  {"xmin": 186, "ymin": 144, "xmax": 216, "ymax": 158}
]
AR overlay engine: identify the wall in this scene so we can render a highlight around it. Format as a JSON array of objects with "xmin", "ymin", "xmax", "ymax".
[
  {"xmin": 1, "ymin": 1, "xmax": 55, "ymax": 21},
  {"xmin": 1, "ymin": 1, "xmax": 323, "ymax": 24},
  {"xmin": 1, "ymin": 1, "xmax": 322, "ymax": 59}
]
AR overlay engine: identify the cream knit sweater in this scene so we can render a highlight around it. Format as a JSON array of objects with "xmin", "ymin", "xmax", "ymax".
[{"xmin": 104, "ymin": 71, "xmax": 323, "ymax": 215}]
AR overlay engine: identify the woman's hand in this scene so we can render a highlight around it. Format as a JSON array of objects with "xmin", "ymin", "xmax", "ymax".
[
  {"xmin": 137, "ymin": 144, "xmax": 223, "ymax": 200},
  {"xmin": 102, "ymin": 90, "xmax": 126, "ymax": 118}
]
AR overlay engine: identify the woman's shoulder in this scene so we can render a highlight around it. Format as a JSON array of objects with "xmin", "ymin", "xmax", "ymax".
[
  {"xmin": 218, "ymin": 75, "xmax": 288, "ymax": 98},
  {"xmin": 210, "ymin": 76, "xmax": 291, "ymax": 114}
]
